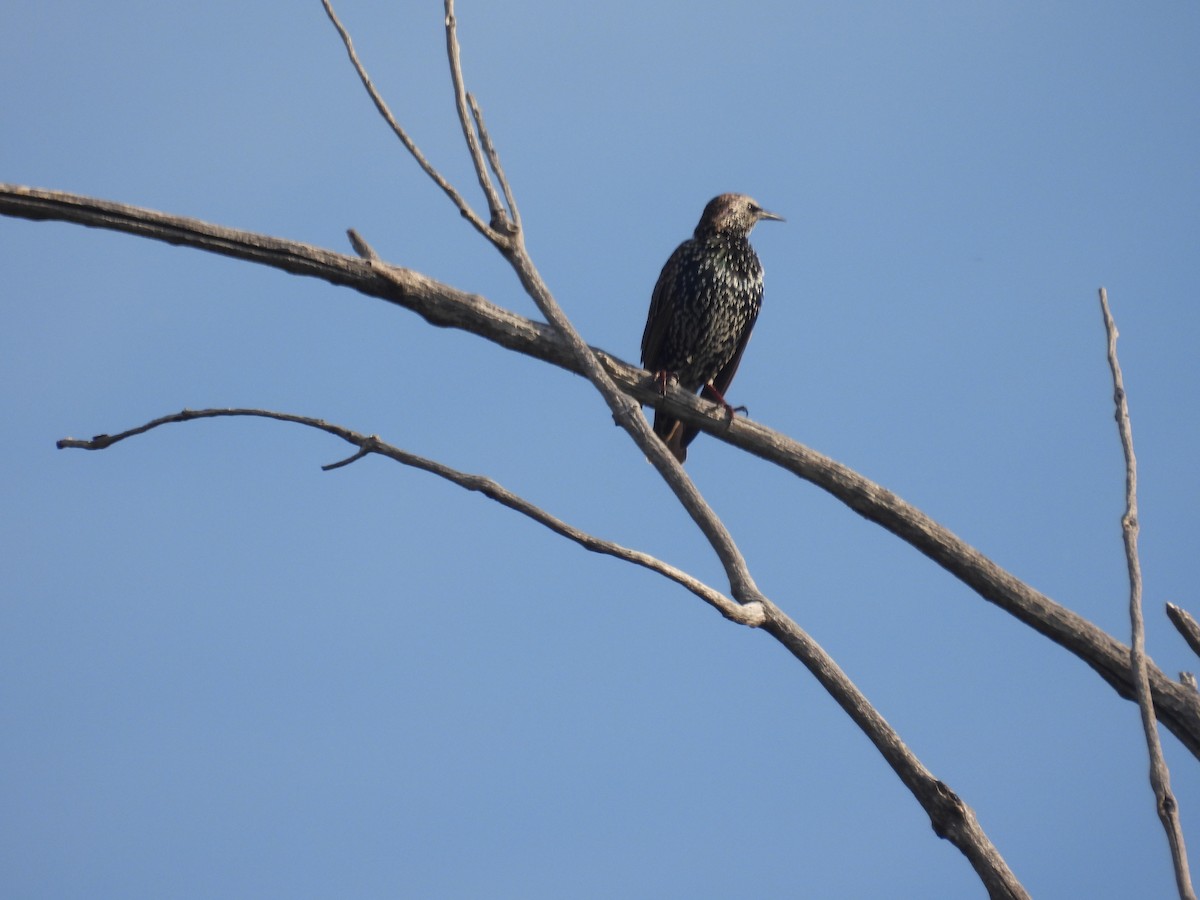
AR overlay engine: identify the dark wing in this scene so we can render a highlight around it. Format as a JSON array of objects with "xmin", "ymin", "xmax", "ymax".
[
  {"xmin": 642, "ymin": 243, "xmax": 690, "ymax": 461},
  {"xmin": 710, "ymin": 307, "xmax": 758, "ymax": 399},
  {"xmin": 640, "ymin": 242, "xmax": 686, "ymax": 369},
  {"xmin": 677, "ymin": 296, "xmax": 760, "ymax": 456}
]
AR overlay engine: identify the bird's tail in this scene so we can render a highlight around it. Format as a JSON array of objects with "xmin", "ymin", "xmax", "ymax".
[{"xmin": 653, "ymin": 412, "xmax": 689, "ymax": 463}]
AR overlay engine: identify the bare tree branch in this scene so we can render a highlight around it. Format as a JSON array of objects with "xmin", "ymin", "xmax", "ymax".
[
  {"xmin": 3, "ymin": 181, "xmax": 1198, "ymax": 764},
  {"xmin": 5, "ymin": 1, "xmax": 1187, "ymax": 892},
  {"xmin": 420, "ymin": 3, "xmax": 769, "ymax": 623},
  {"xmin": 55, "ymin": 404, "xmax": 1029, "ymax": 898},
  {"xmin": 1168, "ymin": 604, "xmax": 1200, "ymax": 663},
  {"xmin": 756, "ymin": 610, "xmax": 1027, "ymax": 899},
  {"xmin": 56, "ymin": 407, "xmax": 758, "ymax": 623},
  {"xmin": 15, "ymin": 8, "xmax": 1045, "ymax": 893},
  {"xmin": 441, "ymin": 1, "xmax": 511, "ymax": 233},
  {"xmin": 468, "ymin": 92, "xmax": 522, "ymax": 234},
  {"xmin": 347, "ymin": 18, "xmax": 1033, "ymax": 889},
  {"xmin": 404, "ymin": 48, "xmax": 1039, "ymax": 887},
  {"xmin": 1099, "ymin": 288, "xmax": 1195, "ymax": 899},
  {"xmin": 320, "ymin": 0, "xmax": 495, "ymax": 240}
]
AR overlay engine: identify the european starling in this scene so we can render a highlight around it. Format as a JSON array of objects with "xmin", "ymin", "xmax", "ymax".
[{"xmin": 640, "ymin": 193, "xmax": 783, "ymax": 462}]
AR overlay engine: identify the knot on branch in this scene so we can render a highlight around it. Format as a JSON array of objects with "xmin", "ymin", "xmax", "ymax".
[
  {"xmin": 927, "ymin": 779, "xmax": 970, "ymax": 841},
  {"xmin": 490, "ymin": 213, "xmax": 517, "ymax": 237},
  {"xmin": 723, "ymin": 601, "xmax": 766, "ymax": 627}
]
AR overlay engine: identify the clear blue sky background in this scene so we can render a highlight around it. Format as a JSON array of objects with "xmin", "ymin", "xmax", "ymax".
[{"xmin": 3, "ymin": 2, "xmax": 1198, "ymax": 897}]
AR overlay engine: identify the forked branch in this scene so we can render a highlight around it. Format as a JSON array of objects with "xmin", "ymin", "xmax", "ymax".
[
  {"xmin": 320, "ymin": 0, "xmax": 495, "ymax": 240},
  {"xmin": 318, "ymin": 4, "xmax": 1030, "ymax": 896},
  {"xmin": 441, "ymin": 1, "xmax": 510, "ymax": 232},
  {"xmin": 428, "ymin": 1, "xmax": 766, "ymax": 614}
]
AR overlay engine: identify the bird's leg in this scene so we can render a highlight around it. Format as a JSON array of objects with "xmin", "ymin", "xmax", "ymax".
[
  {"xmin": 653, "ymin": 370, "xmax": 674, "ymax": 396},
  {"xmin": 700, "ymin": 382, "xmax": 747, "ymax": 424}
]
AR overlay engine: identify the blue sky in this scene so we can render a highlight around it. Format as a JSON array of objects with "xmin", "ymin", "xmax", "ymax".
[{"xmin": 2, "ymin": 1, "xmax": 1199, "ymax": 897}]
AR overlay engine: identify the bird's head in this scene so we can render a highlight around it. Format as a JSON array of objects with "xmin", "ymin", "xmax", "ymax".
[{"xmin": 696, "ymin": 193, "xmax": 784, "ymax": 238}]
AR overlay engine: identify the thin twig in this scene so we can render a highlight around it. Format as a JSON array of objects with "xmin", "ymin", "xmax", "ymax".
[
  {"xmin": 468, "ymin": 93, "xmax": 521, "ymax": 234},
  {"xmin": 57, "ymin": 407, "xmax": 757, "ymax": 624},
  {"xmin": 346, "ymin": 228, "xmax": 379, "ymax": 261},
  {"xmin": 1100, "ymin": 287, "xmax": 1195, "ymax": 900},
  {"xmin": 320, "ymin": 0, "xmax": 493, "ymax": 239},
  {"xmin": 323, "ymin": 445, "xmax": 372, "ymax": 470},
  {"xmin": 443, "ymin": 0, "xmax": 508, "ymax": 232}
]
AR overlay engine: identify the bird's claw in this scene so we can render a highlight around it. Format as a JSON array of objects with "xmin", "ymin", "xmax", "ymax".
[{"xmin": 652, "ymin": 370, "xmax": 674, "ymax": 397}]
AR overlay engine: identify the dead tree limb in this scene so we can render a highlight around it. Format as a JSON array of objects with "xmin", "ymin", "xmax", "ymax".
[
  {"xmin": 1099, "ymin": 288, "xmax": 1194, "ymax": 899},
  {"xmin": 1, "ymin": 4, "xmax": 1194, "ymax": 894},
  {"xmin": 1168, "ymin": 604, "xmax": 1200, "ymax": 664},
  {"xmin": 4, "ymin": 181, "xmax": 1195, "ymax": 765},
  {"xmin": 57, "ymin": 407, "xmax": 751, "ymax": 621},
  {"xmin": 56, "ymin": 403, "xmax": 1030, "ymax": 899}
]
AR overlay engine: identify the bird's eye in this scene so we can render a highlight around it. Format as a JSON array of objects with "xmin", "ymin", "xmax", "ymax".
[{"xmin": 749, "ymin": 204, "xmax": 761, "ymax": 213}]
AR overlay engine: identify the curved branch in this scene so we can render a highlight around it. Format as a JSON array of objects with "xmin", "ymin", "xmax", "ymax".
[
  {"xmin": 3, "ymin": 181, "xmax": 1198, "ymax": 761},
  {"xmin": 56, "ymin": 407, "xmax": 756, "ymax": 624},
  {"xmin": 56, "ymin": 405, "xmax": 1029, "ymax": 898}
]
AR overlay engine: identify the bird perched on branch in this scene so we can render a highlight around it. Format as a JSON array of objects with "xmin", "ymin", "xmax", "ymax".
[{"xmin": 640, "ymin": 193, "xmax": 783, "ymax": 462}]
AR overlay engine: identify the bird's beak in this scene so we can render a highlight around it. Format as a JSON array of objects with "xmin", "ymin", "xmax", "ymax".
[{"xmin": 759, "ymin": 209, "xmax": 785, "ymax": 223}]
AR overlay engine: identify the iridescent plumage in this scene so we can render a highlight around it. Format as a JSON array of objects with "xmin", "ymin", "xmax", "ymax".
[{"xmin": 641, "ymin": 193, "xmax": 782, "ymax": 461}]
